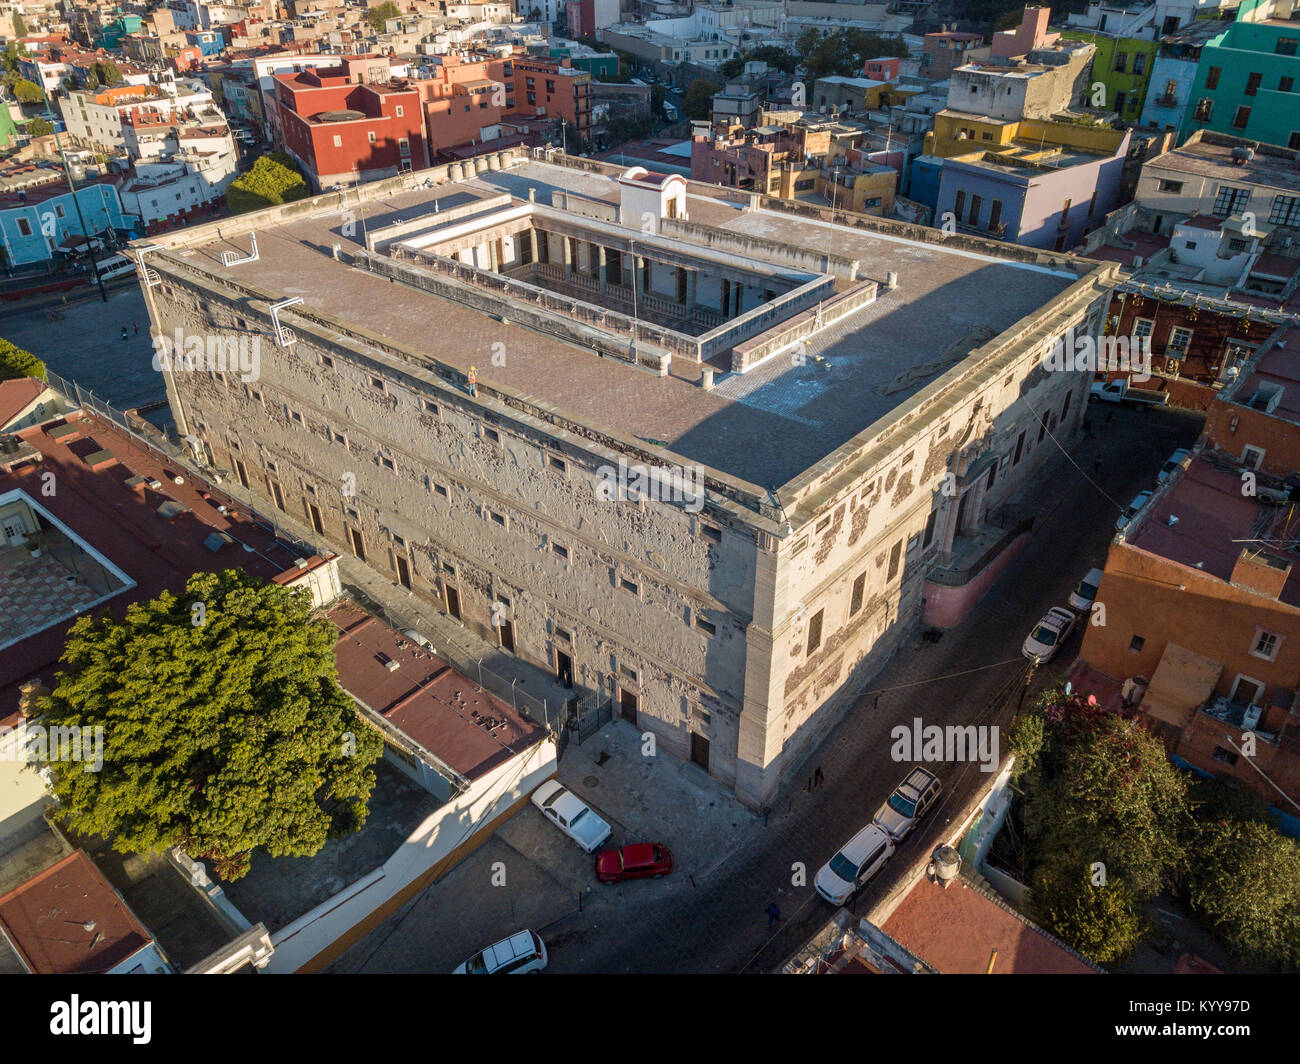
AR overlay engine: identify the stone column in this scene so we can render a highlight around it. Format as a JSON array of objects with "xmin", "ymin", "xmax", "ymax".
[
  {"xmin": 529, "ymin": 228, "xmax": 538, "ymax": 265},
  {"xmin": 563, "ymin": 235, "xmax": 573, "ymax": 278},
  {"xmin": 597, "ymin": 244, "xmax": 607, "ymax": 292}
]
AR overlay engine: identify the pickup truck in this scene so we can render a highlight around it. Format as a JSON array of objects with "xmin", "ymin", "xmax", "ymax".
[{"xmin": 1089, "ymin": 379, "xmax": 1168, "ymax": 406}]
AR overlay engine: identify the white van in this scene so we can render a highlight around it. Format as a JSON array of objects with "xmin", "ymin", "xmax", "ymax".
[
  {"xmin": 815, "ymin": 823, "xmax": 895, "ymax": 905},
  {"xmin": 92, "ymin": 254, "xmax": 136, "ymax": 283}
]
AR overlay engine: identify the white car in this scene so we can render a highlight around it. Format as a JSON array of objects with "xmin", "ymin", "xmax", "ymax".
[
  {"xmin": 1157, "ymin": 448, "xmax": 1189, "ymax": 484},
  {"xmin": 1022, "ymin": 606, "xmax": 1077, "ymax": 664},
  {"xmin": 531, "ymin": 780, "xmax": 612, "ymax": 853},
  {"xmin": 872, "ymin": 767, "xmax": 942, "ymax": 842},
  {"xmin": 452, "ymin": 930, "xmax": 547, "ymax": 974},
  {"xmin": 1115, "ymin": 491, "xmax": 1152, "ymax": 532},
  {"xmin": 815, "ymin": 823, "xmax": 895, "ymax": 905},
  {"xmin": 1067, "ymin": 567, "xmax": 1103, "ymax": 613}
]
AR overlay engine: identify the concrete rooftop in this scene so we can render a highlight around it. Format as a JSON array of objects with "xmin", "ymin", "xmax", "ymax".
[{"xmin": 171, "ymin": 160, "xmax": 1077, "ymax": 488}]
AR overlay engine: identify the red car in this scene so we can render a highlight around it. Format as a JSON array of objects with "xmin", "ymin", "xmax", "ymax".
[{"xmin": 595, "ymin": 843, "xmax": 674, "ymax": 884}]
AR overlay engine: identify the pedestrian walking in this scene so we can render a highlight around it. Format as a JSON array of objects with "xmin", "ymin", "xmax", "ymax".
[
  {"xmin": 120, "ymin": 326, "xmax": 128, "ymax": 341},
  {"xmin": 133, "ymin": 322, "xmax": 139, "ymax": 335},
  {"xmin": 466, "ymin": 364, "xmax": 477, "ymax": 397},
  {"xmin": 814, "ymin": 765, "xmax": 825, "ymax": 788},
  {"xmin": 766, "ymin": 902, "xmax": 781, "ymax": 928}
]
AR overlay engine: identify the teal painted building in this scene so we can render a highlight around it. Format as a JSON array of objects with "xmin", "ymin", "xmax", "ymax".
[
  {"xmin": 548, "ymin": 48, "xmax": 619, "ymax": 79},
  {"xmin": 1180, "ymin": 0, "xmax": 1300, "ymax": 149},
  {"xmin": 100, "ymin": 14, "xmax": 143, "ymax": 50}
]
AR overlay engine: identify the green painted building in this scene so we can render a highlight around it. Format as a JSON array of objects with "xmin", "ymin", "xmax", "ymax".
[
  {"xmin": 549, "ymin": 48, "xmax": 620, "ymax": 79},
  {"xmin": 0, "ymin": 107, "xmax": 16, "ymax": 149},
  {"xmin": 1180, "ymin": 0, "xmax": 1300, "ymax": 149},
  {"xmin": 1060, "ymin": 29, "xmax": 1160, "ymax": 125}
]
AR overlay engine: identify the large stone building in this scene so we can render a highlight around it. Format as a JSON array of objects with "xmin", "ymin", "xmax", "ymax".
[{"xmin": 131, "ymin": 148, "xmax": 1118, "ymax": 808}]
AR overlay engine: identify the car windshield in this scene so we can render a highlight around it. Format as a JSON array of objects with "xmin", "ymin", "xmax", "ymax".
[
  {"xmin": 828, "ymin": 852, "xmax": 860, "ymax": 883},
  {"xmin": 1078, "ymin": 579, "xmax": 1100, "ymax": 599},
  {"xmin": 570, "ymin": 807, "xmax": 589, "ymax": 828},
  {"xmin": 888, "ymin": 792, "xmax": 917, "ymax": 817},
  {"xmin": 541, "ymin": 788, "xmax": 565, "ymax": 809},
  {"xmin": 1031, "ymin": 624, "xmax": 1058, "ymax": 645},
  {"xmin": 652, "ymin": 846, "xmax": 663, "ymax": 862}
]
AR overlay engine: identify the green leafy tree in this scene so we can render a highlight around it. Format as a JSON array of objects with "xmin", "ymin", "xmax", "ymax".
[
  {"xmin": 12, "ymin": 77, "xmax": 43, "ymax": 104},
  {"xmin": 684, "ymin": 77, "xmax": 719, "ymax": 120},
  {"xmin": 1032, "ymin": 855, "xmax": 1146, "ymax": 963},
  {"xmin": 93, "ymin": 60, "xmax": 124, "ymax": 87},
  {"xmin": 38, "ymin": 569, "xmax": 383, "ymax": 881},
  {"xmin": 24, "ymin": 116, "xmax": 54, "ymax": 137},
  {"xmin": 11, "ymin": 12, "xmax": 26, "ymax": 37},
  {"xmin": 650, "ymin": 83, "xmax": 667, "ymax": 119},
  {"xmin": 1024, "ymin": 702, "xmax": 1189, "ymax": 900},
  {"xmin": 1185, "ymin": 788, "xmax": 1300, "ymax": 970},
  {"xmin": 226, "ymin": 151, "xmax": 309, "ymax": 214},
  {"xmin": 1006, "ymin": 708, "xmax": 1046, "ymax": 782},
  {"xmin": 366, "ymin": 1, "xmax": 402, "ymax": 32},
  {"xmin": 0, "ymin": 337, "xmax": 45, "ymax": 380},
  {"xmin": 719, "ymin": 56, "xmax": 745, "ymax": 79}
]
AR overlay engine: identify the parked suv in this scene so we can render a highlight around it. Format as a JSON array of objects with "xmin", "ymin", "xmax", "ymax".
[
  {"xmin": 872, "ymin": 767, "xmax": 942, "ymax": 842},
  {"xmin": 815, "ymin": 823, "xmax": 895, "ymax": 905},
  {"xmin": 453, "ymin": 930, "xmax": 547, "ymax": 974}
]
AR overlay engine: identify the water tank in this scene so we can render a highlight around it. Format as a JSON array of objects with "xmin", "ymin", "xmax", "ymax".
[
  {"xmin": 1121, "ymin": 675, "xmax": 1149, "ymax": 707},
  {"xmin": 930, "ymin": 844, "xmax": 960, "ymax": 888}
]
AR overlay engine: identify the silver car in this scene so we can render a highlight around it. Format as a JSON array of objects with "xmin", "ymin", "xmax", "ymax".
[
  {"xmin": 1022, "ymin": 606, "xmax": 1077, "ymax": 665},
  {"xmin": 872, "ymin": 767, "xmax": 942, "ymax": 842}
]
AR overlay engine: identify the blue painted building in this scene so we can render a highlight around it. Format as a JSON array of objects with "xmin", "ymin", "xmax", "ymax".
[
  {"xmin": 0, "ymin": 182, "xmax": 133, "ymax": 269},
  {"xmin": 908, "ymin": 155, "xmax": 943, "ymax": 212}
]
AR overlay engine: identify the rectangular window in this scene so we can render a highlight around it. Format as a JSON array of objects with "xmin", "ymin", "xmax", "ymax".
[
  {"xmin": 1193, "ymin": 98, "xmax": 1212, "ymax": 121},
  {"xmin": 17, "ymin": 218, "xmax": 32, "ymax": 237},
  {"xmin": 379, "ymin": 455, "xmax": 395, "ymax": 472},
  {"xmin": 1212, "ymin": 746, "xmax": 1239, "ymax": 766},
  {"xmin": 1129, "ymin": 635, "xmax": 1145, "ymax": 653},
  {"xmin": 549, "ymin": 454, "xmax": 567, "ymax": 473},
  {"xmin": 1212, "ymin": 186, "xmax": 1250, "ymax": 217},
  {"xmin": 1156, "ymin": 179, "xmax": 1183, "ymax": 193},
  {"xmin": 953, "ymin": 189, "xmax": 966, "ymax": 220},
  {"xmin": 367, "ymin": 131, "xmax": 376, "ymax": 143},
  {"xmin": 1281, "ymin": 76, "xmax": 1295, "ymax": 93},
  {"xmin": 1277, "ymin": 36, "xmax": 1298, "ymax": 56},
  {"xmin": 1232, "ymin": 105, "xmax": 1251, "ymax": 130},
  {"xmin": 1242, "ymin": 445, "xmax": 1265, "ymax": 469},
  {"xmin": 695, "ymin": 615, "xmax": 716, "ymax": 636},
  {"xmin": 1133, "ymin": 52, "xmax": 1146, "ymax": 76},
  {"xmin": 1205, "ymin": 66, "xmax": 1221, "ymax": 90},
  {"xmin": 551, "ymin": 542, "xmax": 569, "ymax": 561},
  {"xmin": 968, "ymin": 193, "xmax": 982, "ymax": 227},
  {"xmin": 702, "ymin": 524, "xmax": 722, "ymax": 544},
  {"xmin": 395, "ymin": 104, "xmax": 404, "ymax": 117},
  {"xmin": 620, "ymin": 577, "xmax": 639, "ymax": 595},
  {"xmin": 887, "ymin": 539, "xmax": 903, "ymax": 581},
  {"xmin": 333, "ymin": 134, "xmax": 342, "ymax": 147},
  {"xmin": 1245, "ymin": 71, "xmax": 1262, "ymax": 96},
  {"xmin": 849, "ymin": 572, "xmax": 866, "ymax": 616},
  {"xmin": 489, "ymin": 510, "xmax": 507, "ymax": 527},
  {"xmin": 806, "ymin": 609, "xmax": 824, "ymax": 655},
  {"xmin": 483, "ymin": 427, "xmax": 500, "ymax": 443},
  {"xmin": 369, "ymin": 376, "xmax": 385, "ymax": 391},
  {"xmin": 1269, "ymin": 195, "xmax": 1300, "ymax": 227},
  {"xmin": 923, "ymin": 510, "xmax": 937, "ymax": 548},
  {"xmin": 1014, "ymin": 430, "xmax": 1026, "ymax": 465},
  {"xmin": 434, "ymin": 482, "xmax": 449, "ymax": 498},
  {"xmin": 1251, "ymin": 628, "xmax": 1280, "ymax": 661},
  {"xmin": 422, "ymin": 399, "xmax": 439, "ymax": 415},
  {"xmin": 1132, "ymin": 317, "xmax": 1155, "ymax": 341},
  {"xmin": 1167, "ymin": 328, "xmax": 1193, "ymax": 357}
]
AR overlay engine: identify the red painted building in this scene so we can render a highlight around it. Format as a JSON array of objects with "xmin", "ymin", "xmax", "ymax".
[
  {"xmin": 511, "ymin": 56, "xmax": 592, "ymax": 143},
  {"xmin": 275, "ymin": 54, "xmax": 429, "ymax": 190}
]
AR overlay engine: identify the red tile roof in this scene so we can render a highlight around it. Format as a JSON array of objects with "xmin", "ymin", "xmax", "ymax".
[
  {"xmin": 0, "ymin": 851, "xmax": 154, "ymax": 974},
  {"xmin": 882, "ymin": 876, "xmax": 1098, "ymax": 974},
  {"xmin": 328, "ymin": 602, "xmax": 546, "ymax": 780},
  {"xmin": 0, "ymin": 411, "xmax": 300, "ymax": 728},
  {"xmin": 0, "ymin": 378, "xmax": 47, "ymax": 428}
]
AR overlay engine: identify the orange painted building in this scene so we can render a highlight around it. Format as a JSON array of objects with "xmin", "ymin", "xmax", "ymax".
[
  {"xmin": 416, "ymin": 53, "xmax": 516, "ymax": 156},
  {"xmin": 1074, "ymin": 323, "xmax": 1300, "ymax": 805}
]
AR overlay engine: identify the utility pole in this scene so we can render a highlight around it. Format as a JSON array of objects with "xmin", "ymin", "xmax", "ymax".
[{"xmin": 40, "ymin": 83, "xmax": 108, "ymax": 302}]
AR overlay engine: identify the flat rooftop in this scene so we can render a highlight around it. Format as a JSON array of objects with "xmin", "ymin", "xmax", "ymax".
[
  {"xmin": 1127, "ymin": 453, "xmax": 1300, "ymax": 609},
  {"xmin": 881, "ymin": 875, "xmax": 1098, "ymax": 974},
  {"xmin": 0, "ymin": 850, "xmax": 154, "ymax": 974},
  {"xmin": 1149, "ymin": 137, "xmax": 1300, "ymax": 192},
  {"xmin": 329, "ymin": 602, "xmax": 546, "ymax": 781},
  {"xmin": 162, "ymin": 160, "xmax": 1078, "ymax": 488}
]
